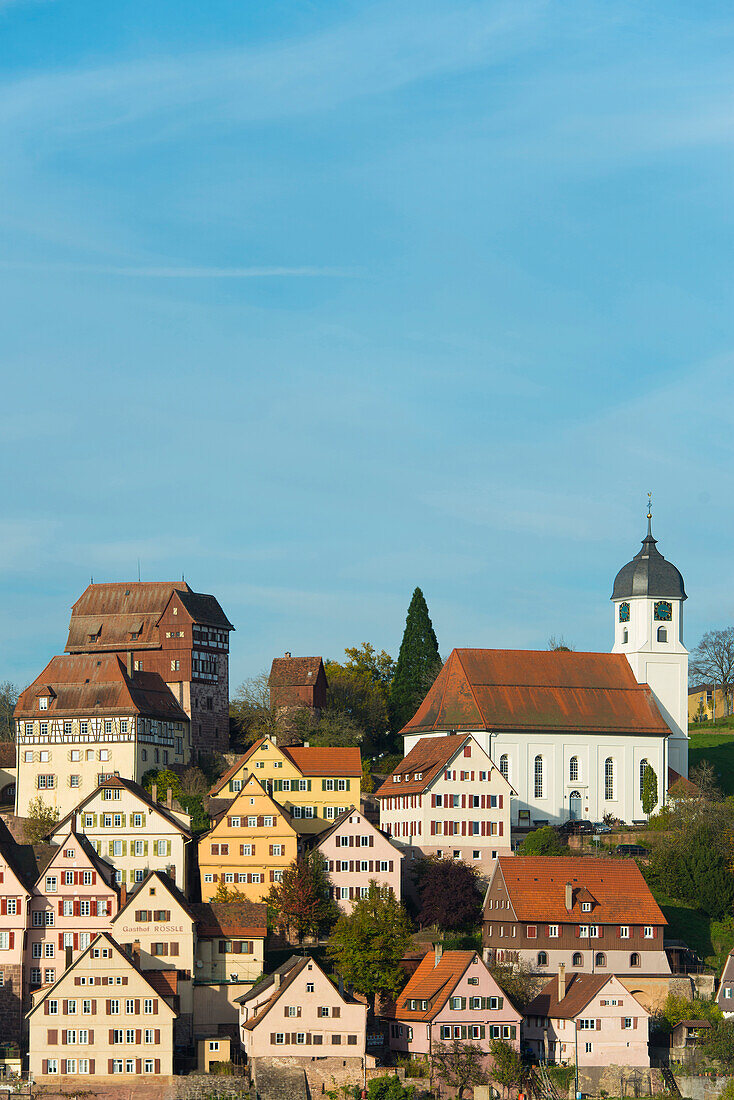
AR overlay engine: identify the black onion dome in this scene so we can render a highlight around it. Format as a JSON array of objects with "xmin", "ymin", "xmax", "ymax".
[{"xmin": 612, "ymin": 520, "xmax": 686, "ymax": 601}]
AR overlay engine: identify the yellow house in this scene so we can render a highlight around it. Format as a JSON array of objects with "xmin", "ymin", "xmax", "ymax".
[
  {"xmin": 199, "ymin": 775, "xmax": 298, "ymax": 902},
  {"xmin": 688, "ymin": 683, "xmax": 730, "ymax": 723},
  {"xmin": 209, "ymin": 738, "xmax": 362, "ymax": 835}
]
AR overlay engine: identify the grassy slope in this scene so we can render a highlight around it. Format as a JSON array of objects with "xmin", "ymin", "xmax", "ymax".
[
  {"xmin": 687, "ymin": 729, "xmax": 734, "ymax": 795},
  {"xmin": 651, "ymin": 887, "xmax": 734, "ymax": 975}
]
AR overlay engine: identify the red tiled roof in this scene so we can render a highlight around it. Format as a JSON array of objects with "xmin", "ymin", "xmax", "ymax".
[
  {"xmin": 387, "ymin": 950, "xmax": 476, "ymax": 1021},
  {"xmin": 191, "ymin": 901, "xmax": 267, "ymax": 937},
  {"xmin": 15, "ymin": 654, "xmax": 188, "ymax": 721},
  {"xmin": 402, "ymin": 649, "xmax": 671, "ymax": 735},
  {"xmin": 375, "ymin": 734, "xmax": 474, "ymax": 797},
  {"xmin": 143, "ymin": 969, "xmax": 178, "ymax": 997},
  {"xmin": 282, "ymin": 744, "xmax": 362, "ymax": 777},
  {"xmin": 490, "ymin": 857, "xmax": 666, "ymax": 925},
  {"xmin": 209, "ymin": 755, "xmax": 249, "ymax": 796},
  {"xmin": 269, "ymin": 657, "xmax": 324, "ymax": 687}
]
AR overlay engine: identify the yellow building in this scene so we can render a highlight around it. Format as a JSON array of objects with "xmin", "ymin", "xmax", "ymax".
[
  {"xmin": 209, "ymin": 737, "xmax": 362, "ymax": 835},
  {"xmin": 688, "ymin": 683, "xmax": 731, "ymax": 723},
  {"xmin": 199, "ymin": 775, "xmax": 298, "ymax": 902}
]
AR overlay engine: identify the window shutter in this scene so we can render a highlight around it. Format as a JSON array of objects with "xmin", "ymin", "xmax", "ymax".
[
  {"xmin": 8, "ymin": 932, "xmax": 13, "ymax": 949},
  {"xmin": 42, "ymin": 1061, "xmax": 48, "ymax": 1075},
  {"xmin": 74, "ymin": 933, "xmax": 79, "ymax": 949},
  {"xmin": 575, "ymin": 926, "xmax": 580, "ymax": 938},
  {"xmin": 166, "ymin": 840, "xmax": 171, "ymax": 856},
  {"xmin": 270, "ymin": 1033, "xmax": 276, "ymax": 1044},
  {"xmin": 62, "ymin": 1000, "xmax": 68, "ymax": 1014},
  {"xmin": 58, "ymin": 901, "xmax": 63, "ymax": 916},
  {"xmin": 596, "ymin": 1018, "xmax": 601, "ymax": 1030},
  {"xmin": 617, "ymin": 926, "xmax": 622, "ymax": 939},
  {"xmin": 106, "ymin": 999, "xmax": 111, "ymax": 1013},
  {"xmin": 461, "ymin": 1026, "xmax": 467, "ymax": 1039},
  {"xmin": 333, "ymin": 1006, "xmax": 340, "ymax": 1018},
  {"xmin": 90, "ymin": 1060, "xmax": 95, "ymax": 1074},
  {"xmin": 633, "ymin": 1017, "xmax": 638, "ymax": 1029},
  {"xmin": 144, "ymin": 841, "xmax": 149, "ymax": 856},
  {"xmin": 153, "ymin": 1001, "xmax": 158, "ymax": 1014},
  {"xmin": 597, "ymin": 926, "xmax": 603, "ymax": 940},
  {"xmin": 47, "ymin": 1030, "xmax": 57, "ymax": 1044},
  {"xmin": 136, "ymin": 1059, "xmax": 142, "ymax": 1073},
  {"xmin": 510, "ymin": 1025, "xmax": 516, "ymax": 1039},
  {"xmin": 480, "ymin": 1025, "xmax": 485, "ymax": 1038},
  {"xmin": 498, "ymin": 997, "xmax": 504, "ymax": 1009},
  {"xmin": 155, "ymin": 1029, "xmax": 160, "ymax": 1044},
  {"xmin": 155, "ymin": 1060, "xmax": 160, "ymax": 1074},
  {"xmin": 389, "ymin": 861, "xmax": 393, "ymax": 871},
  {"xmin": 92, "ymin": 1002, "xmax": 97, "ymax": 1015},
  {"xmin": 44, "ymin": 1002, "xmax": 50, "ymax": 1015},
  {"xmin": 108, "ymin": 1060, "xmax": 114, "ymax": 1074},
  {"xmin": 108, "ymin": 1029, "xmax": 115, "ymax": 1043}
]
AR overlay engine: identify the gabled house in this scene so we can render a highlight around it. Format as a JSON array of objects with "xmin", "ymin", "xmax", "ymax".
[
  {"xmin": 717, "ymin": 950, "xmax": 734, "ymax": 1017},
  {"xmin": 269, "ymin": 655, "xmax": 328, "ymax": 744},
  {"xmin": 26, "ymin": 932, "xmax": 176, "ymax": 1079},
  {"xmin": 209, "ymin": 737, "xmax": 362, "ymax": 833},
  {"xmin": 112, "ymin": 871, "xmax": 196, "ymax": 1044},
  {"xmin": 375, "ymin": 734, "xmax": 513, "ymax": 879},
  {"xmin": 199, "ymin": 774, "xmax": 299, "ymax": 902},
  {"xmin": 50, "ymin": 776, "xmax": 192, "ymax": 890},
  {"xmin": 311, "ymin": 806, "xmax": 403, "ymax": 910},
  {"xmin": 236, "ymin": 954, "xmax": 366, "ymax": 1065},
  {"xmin": 0, "ymin": 823, "xmax": 34, "ymax": 1041},
  {"xmin": 385, "ymin": 946, "xmax": 520, "ymax": 1060},
  {"xmin": 26, "ymin": 828, "xmax": 118, "ymax": 994},
  {"xmin": 482, "ymin": 857, "xmax": 669, "ymax": 984},
  {"xmin": 191, "ymin": 900, "xmax": 268, "ymax": 1040},
  {"xmin": 524, "ymin": 969, "xmax": 650, "ymax": 1067}
]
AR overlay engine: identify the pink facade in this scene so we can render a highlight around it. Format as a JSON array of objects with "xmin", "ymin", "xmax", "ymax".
[
  {"xmin": 388, "ymin": 950, "xmax": 521, "ymax": 1060},
  {"xmin": 26, "ymin": 830, "xmax": 117, "ymax": 994},
  {"xmin": 524, "ymin": 974, "xmax": 650, "ymax": 1067},
  {"xmin": 0, "ymin": 845, "xmax": 30, "ymax": 1041},
  {"xmin": 316, "ymin": 808, "xmax": 402, "ymax": 911}
]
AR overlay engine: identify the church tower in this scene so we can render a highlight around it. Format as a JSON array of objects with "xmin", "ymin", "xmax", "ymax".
[{"xmin": 611, "ymin": 499, "xmax": 688, "ymax": 776}]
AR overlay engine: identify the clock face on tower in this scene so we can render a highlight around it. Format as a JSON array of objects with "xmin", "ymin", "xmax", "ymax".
[
  {"xmin": 619, "ymin": 602, "xmax": 630, "ymax": 623},
  {"xmin": 654, "ymin": 601, "xmax": 672, "ymax": 622}
]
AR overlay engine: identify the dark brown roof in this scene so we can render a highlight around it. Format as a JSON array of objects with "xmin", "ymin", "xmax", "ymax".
[
  {"xmin": 65, "ymin": 581, "xmax": 232, "ymax": 652},
  {"xmin": 143, "ymin": 969, "xmax": 178, "ymax": 996},
  {"xmin": 402, "ymin": 649, "xmax": 671, "ymax": 736},
  {"xmin": 269, "ymin": 657, "xmax": 324, "ymax": 688},
  {"xmin": 488, "ymin": 857, "xmax": 666, "ymax": 925},
  {"xmin": 191, "ymin": 901, "xmax": 267, "ymax": 938},
  {"xmin": 16, "ymin": 654, "xmax": 188, "ymax": 722},
  {"xmin": 0, "ymin": 744, "xmax": 16, "ymax": 768},
  {"xmin": 526, "ymin": 974, "xmax": 610, "ymax": 1019}
]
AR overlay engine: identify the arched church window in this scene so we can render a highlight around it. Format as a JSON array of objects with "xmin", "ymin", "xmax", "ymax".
[
  {"xmin": 595, "ymin": 952, "xmax": 606, "ymax": 967},
  {"xmin": 572, "ymin": 952, "xmax": 583, "ymax": 967},
  {"xmin": 569, "ymin": 756, "xmax": 579, "ymax": 783},
  {"xmin": 630, "ymin": 953, "xmax": 640, "ymax": 968},
  {"xmin": 604, "ymin": 758, "xmax": 615, "ymax": 801},
  {"xmin": 640, "ymin": 759, "xmax": 649, "ymax": 801},
  {"xmin": 499, "ymin": 755, "xmax": 509, "ymax": 782},
  {"xmin": 534, "ymin": 755, "xmax": 544, "ymax": 799},
  {"xmin": 657, "ymin": 626, "xmax": 667, "ymax": 642},
  {"xmin": 622, "ymin": 629, "xmax": 628, "ymax": 643},
  {"xmin": 537, "ymin": 951, "xmax": 548, "ymax": 967}
]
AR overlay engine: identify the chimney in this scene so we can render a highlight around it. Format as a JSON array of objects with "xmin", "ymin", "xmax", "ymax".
[
  {"xmin": 284, "ymin": 652, "xmax": 291, "ymax": 658},
  {"xmin": 558, "ymin": 963, "xmax": 566, "ymax": 1002},
  {"xmin": 434, "ymin": 943, "xmax": 443, "ymax": 968},
  {"xmin": 132, "ymin": 940, "xmax": 141, "ymax": 965},
  {"xmin": 565, "ymin": 882, "xmax": 574, "ymax": 912},
  {"xmin": 120, "ymin": 884, "xmax": 127, "ymax": 908},
  {"xmin": 151, "ymin": 784, "xmax": 157, "ymax": 804},
  {"xmin": 127, "ymin": 651, "xmax": 133, "ymax": 677},
  {"xmin": 65, "ymin": 945, "xmax": 73, "ymax": 970},
  {"xmin": 273, "ymin": 972, "xmax": 281, "ymax": 989},
  {"xmin": 338, "ymin": 973, "xmax": 344, "ymax": 996},
  {"xmin": 166, "ymin": 787, "xmax": 173, "ymax": 809}
]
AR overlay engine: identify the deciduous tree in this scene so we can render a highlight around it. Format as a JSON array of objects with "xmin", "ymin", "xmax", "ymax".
[
  {"xmin": 266, "ymin": 853, "xmax": 337, "ymax": 944},
  {"xmin": 327, "ymin": 883, "xmax": 411, "ymax": 1012},
  {"xmin": 488, "ymin": 1038, "xmax": 525, "ymax": 1096},
  {"xmin": 0, "ymin": 682, "xmax": 18, "ymax": 742},
  {"xmin": 518, "ymin": 825, "xmax": 568, "ymax": 856},
  {"xmin": 415, "ymin": 857, "xmax": 483, "ymax": 931},
  {"xmin": 433, "ymin": 1040, "xmax": 487, "ymax": 1099},
  {"xmin": 690, "ymin": 628, "xmax": 734, "ymax": 716},
  {"xmin": 229, "ymin": 671, "xmax": 283, "ymax": 748},
  {"xmin": 389, "ymin": 588, "xmax": 441, "ymax": 738},
  {"xmin": 24, "ymin": 796, "xmax": 59, "ymax": 843}
]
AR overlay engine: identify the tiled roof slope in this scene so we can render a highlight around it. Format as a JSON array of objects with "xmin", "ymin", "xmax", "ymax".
[
  {"xmin": 191, "ymin": 901, "xmax": 267, "ymax": 937},
  {"xmin": 492, "ymin": 857, "xmax": 666, "ymax": 925},
  {"xmin": 208, "ymin": 755, "xmax": 249, "ymax": 796},
  {"xmin": 15, "ymin": 655, "xmax": 188, "ymax": 721},
  {"xmin": 402, "ymin": 649, "xmax": 671, "ymax": 736},
  {"xmin": 270, "ymin": 656, "xmax": 324, "ymax": 687},
  {"xmin": 374, "ymin": 735, "xmax": 473, "ymax": 798},
  {"xmin": 388, "ymin": 950, "xmax": 476, "ymax": 1021},
  {"xmin": 65, "ymin": 581, "xmax": 232, "ymax": 652},
  {"xmin": 526, "ymin": 974, "xmax": 609, "ymax": 1019},
  {"xmin": 282, "ymin": 744, "xmax": 362, "ymax": 777}
]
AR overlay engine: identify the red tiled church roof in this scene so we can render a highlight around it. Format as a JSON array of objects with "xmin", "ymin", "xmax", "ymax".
[{"xmin": 401, "ymin": 648, "xmax": 671, "ymax": 736}]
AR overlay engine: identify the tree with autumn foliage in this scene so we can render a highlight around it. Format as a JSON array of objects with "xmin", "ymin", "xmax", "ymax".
[
  {"xmin": 415, "ymin": 857, "xmax": 483, "ymax": 931},
  {"xmin": 266, "ymin": 853, "xmax": 337, "ymax": 944}
]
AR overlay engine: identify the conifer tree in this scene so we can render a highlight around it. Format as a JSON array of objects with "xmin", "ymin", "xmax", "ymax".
[
  {"xmin": 389, "ymin": 587, "xmax": 441, "ymax": 737},
  {"xmin": 641, "ymin": 764, "xmax": 658, "ymax": 816}
]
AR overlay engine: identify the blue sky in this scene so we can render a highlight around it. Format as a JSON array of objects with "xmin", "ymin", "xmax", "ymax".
[{"xmin": 2, "ymin": 0, "xmax": 734, "ymax": 691}]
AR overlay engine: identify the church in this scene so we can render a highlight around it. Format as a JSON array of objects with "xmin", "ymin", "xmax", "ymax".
[{"xmin": 400, "ymin": 512, "xmax": 688, "ymax": 827}]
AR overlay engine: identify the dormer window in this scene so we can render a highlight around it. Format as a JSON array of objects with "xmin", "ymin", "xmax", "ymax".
[
  {"xmin": 39, "ymin": 697, "xmax": 48, "ymax": 711},
  {"xmin": 172, "ymin": 607, "xmax": 178, "ymax": 616},
  {"xmin": 581, "ymin": 902, "xmax": 592, "ymax": 912}
]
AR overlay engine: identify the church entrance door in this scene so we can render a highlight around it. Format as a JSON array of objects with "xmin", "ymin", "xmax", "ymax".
[{"xmin": 569, "ymin": 791, "xmax": 582, "ymax": 820}]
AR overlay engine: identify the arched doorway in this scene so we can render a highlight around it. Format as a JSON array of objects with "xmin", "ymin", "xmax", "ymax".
[{"xmin": 569, "ymin": 791, "xmax": 582, "ymax": 820}]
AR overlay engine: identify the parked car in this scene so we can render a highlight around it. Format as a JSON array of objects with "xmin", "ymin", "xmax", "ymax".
[
  {"xmin": 614, "ymin": 843, "xmax": 649, "ymax": 858},
  {"xmin": 560, "ymin": 819, "xmax": 594, "ymax": 836},
  {"xmin": 593, "ymin": 822, "xmax": 612, "ymax": 834}
]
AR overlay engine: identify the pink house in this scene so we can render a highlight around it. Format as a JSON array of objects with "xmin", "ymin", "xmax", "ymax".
[
  {"xmin": 237, "ymin": 954, "xmax": 367, "ymax": 1066},
  {"xmin": 0, "ymin": 827, "xmax": 32, "ymax": 1042},
  {"xmin": 314, "ymin": 807, "xmax": 403, "ymax": 910},
  {"xmin": 524, "ymin": 969, "xmax": 650, "ymax": 1067},
  {"xmin": 26, "ymin": 827, "xmax": 118, "ymax": 994},
  {"xmin": 386, "ymin": 947, "xmax": 521, "ymax": 1060}
]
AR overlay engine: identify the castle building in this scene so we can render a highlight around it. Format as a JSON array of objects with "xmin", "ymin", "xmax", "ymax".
[
  {"xmin": 14, "ymin": 654, "xmax": 190, "ymax": 819},
  {"xmin": 63, "ymin": 581, "xmax": 233, "ymax": 755},
  {"xmin": 399, "ymin": 514, "xmax": 688, "ymax": 825}
]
